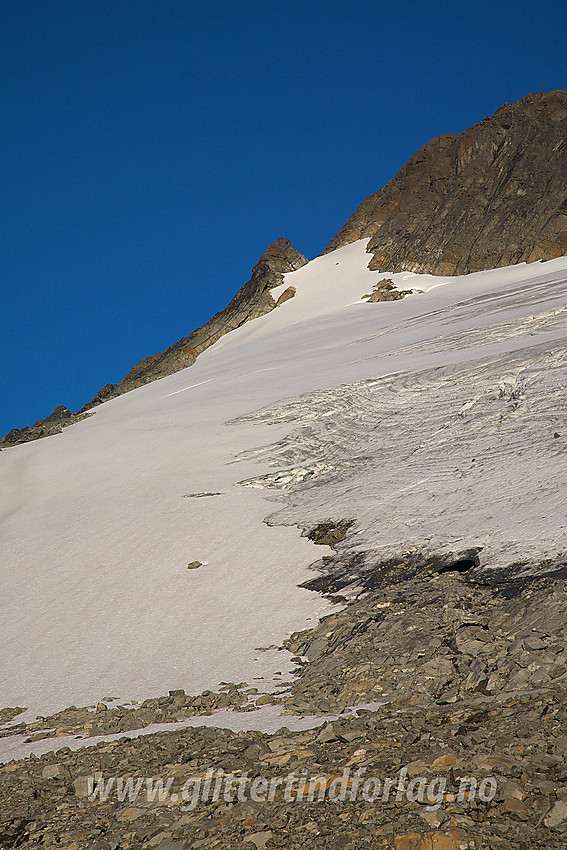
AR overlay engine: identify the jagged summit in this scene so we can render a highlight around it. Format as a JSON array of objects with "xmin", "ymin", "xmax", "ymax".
[
  {"xmin": 255, "ymin": 236, "xmax": 309, "ymax": 273},
  {"xmin": 324, "ymin": 89, "xmax": 567, "ymax": 275},
  {"xmin": 91, "ymin": 237, "xmax": 307, "ymax": 399}
]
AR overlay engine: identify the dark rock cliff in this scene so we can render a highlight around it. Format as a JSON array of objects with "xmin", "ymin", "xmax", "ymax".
[{"xmin": 324, "ymin": 89, "xmax": 567, "ymax": 275}]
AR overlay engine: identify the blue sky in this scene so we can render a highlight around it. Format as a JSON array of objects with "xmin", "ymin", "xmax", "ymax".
[{"xmin": 1, "ymin": 0, "xmax": 565, "ymax": 436}]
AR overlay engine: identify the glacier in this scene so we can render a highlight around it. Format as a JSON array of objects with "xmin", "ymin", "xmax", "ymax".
[{"xmin": 1, "ymin": 239, "xmax": 566, "ymax": 730}]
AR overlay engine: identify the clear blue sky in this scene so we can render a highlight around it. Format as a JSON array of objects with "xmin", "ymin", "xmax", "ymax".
[{"xmin": 1, "ymin": 0, "xmax": 565, "ymax": 436}]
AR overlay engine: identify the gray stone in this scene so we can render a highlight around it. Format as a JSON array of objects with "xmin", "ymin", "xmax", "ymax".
[
  {"xmin": 316, "ymin": 723, "xmax": 337, "ymax": 743},
  {"xmin": 545, "ymin": 800, "xmax": 567, "ymax": 828},
  {"xmin": 73, "ymin": 775, "xmax": 92, "ymax": 797},
  {"xmin": 41, "ymin": 763, "xmax": 67, "ymax": 780},
  {"xmin": 245, "ymin": 831, "xmax": 273, "ymax": 849}
]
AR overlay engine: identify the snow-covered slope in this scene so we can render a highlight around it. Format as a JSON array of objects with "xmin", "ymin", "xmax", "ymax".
[{"xmin": 1, "ymin": 240, "xmax": 566, "ymax": 720}]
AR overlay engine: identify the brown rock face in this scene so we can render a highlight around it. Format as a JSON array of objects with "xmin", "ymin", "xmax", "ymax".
[
  {"xmin": 325, "ymin": 89, "xmax": 567, "ymax": 275},
  {"xmin": 1, "ymin": 238, "xmax": 307, "ymax": 447}
]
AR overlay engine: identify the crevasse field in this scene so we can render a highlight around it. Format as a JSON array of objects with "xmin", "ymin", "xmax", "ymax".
[{"xmin": 1, "ymin": 240, "xmax": 566, "ymax": 732}]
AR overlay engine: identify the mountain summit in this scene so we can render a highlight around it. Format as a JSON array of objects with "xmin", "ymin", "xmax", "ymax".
[{"xmin": 325, "ymin": 89, "xmax": 567, "ymax": 274}]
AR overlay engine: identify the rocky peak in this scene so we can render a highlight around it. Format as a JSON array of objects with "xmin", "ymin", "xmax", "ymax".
[
  {"xmin": 324, "ymin": 89, "xmax": 567, "ymax": 275},
  {"xmin": 1, "ymin": 239, "xmax": 307, "ymax": 447},
  {"xmin": 258, "ymin": 237, "xmax": 309, "ymax": 273}
]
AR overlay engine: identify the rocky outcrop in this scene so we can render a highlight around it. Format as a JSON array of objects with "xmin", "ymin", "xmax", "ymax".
[
  {"xmin": 325, "ymin": 89, "xmax": 567, "ymax": 275},
  {"xmin": 0, "ymin": 405, "xmax": 75, "ymax": 449},
  {"xmin": 275, "ymin": 285, "xmax": 296, "ymax": 306},
  {"xmin": 361, "ymin": 278, "xmax": 413, "ymax": 302},
  {"xmin": 1, "ymin": 239, "xmax": 307, "ymax": 448}
]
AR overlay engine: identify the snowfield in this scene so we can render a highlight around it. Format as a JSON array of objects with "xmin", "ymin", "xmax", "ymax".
[{"xmin": 1, "ymin": 240, "xmax": 566, "ymax": 728}]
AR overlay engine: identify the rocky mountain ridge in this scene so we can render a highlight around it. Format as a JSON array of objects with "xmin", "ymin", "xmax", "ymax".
[{"xmin": 0, "ymin": 239, "xmax": 307, "ymax": 448}]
